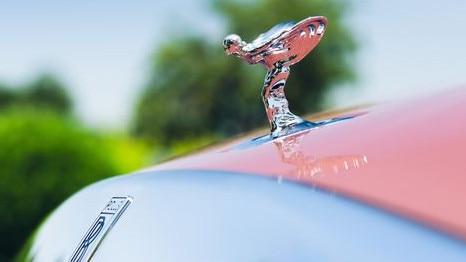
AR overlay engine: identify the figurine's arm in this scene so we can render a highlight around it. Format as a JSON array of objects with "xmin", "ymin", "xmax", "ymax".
[{"xmin": 223, "ymin": 34, "xmax": 271, "ymax": 65}]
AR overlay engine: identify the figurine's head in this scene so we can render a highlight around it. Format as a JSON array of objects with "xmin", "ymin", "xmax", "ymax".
[{"xmin": 223, "ymin": 34, "xmax": 244, "ymax": 56}]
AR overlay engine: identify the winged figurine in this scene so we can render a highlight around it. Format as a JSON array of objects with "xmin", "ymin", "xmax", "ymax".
[{"xmin": 224, "ymin": 16, "xmax": 327, "ymax": 138}]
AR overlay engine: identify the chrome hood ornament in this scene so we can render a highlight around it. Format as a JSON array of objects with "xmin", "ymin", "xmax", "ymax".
[{"xmin": 224, "ymin": 16, "xmax": 327, "ymax": 138}]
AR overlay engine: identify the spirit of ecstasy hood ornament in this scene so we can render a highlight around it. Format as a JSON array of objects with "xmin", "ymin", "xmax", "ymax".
[{"xmin": 223, "ymin": 16, "xmax": 327, "ymax": 138}]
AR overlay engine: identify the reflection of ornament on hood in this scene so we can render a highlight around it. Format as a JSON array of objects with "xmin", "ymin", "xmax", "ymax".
[
  {"xmin": 273, "ymin": 130, "xmax": 368, "ymax": 178},
  {"xmin": 223, "ymin": 16, "xmax": 327, "ymax": 138}
]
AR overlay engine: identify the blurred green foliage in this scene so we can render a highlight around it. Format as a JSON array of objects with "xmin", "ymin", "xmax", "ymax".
[
  {"xmin": 132, "ymin": 0, "xmax": 357, "ymax": 144},
  {"xmin": 102, "ymin": 133, "xmax": 153, "ymax": 173},
  {"xmin": 0, "ymin": 74, "xmax": 73, "ymax": 114}
]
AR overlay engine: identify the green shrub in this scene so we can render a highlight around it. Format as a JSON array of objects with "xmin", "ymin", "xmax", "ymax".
[
  {"xmin": 0, "ymin": 108, "xmax": 117, "ymax": 261},
  {"xmin": 102, "ymin": 133, "xmax": 153, "ymax": 173}
]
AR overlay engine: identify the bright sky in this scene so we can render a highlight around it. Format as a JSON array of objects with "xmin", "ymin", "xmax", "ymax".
[
  {"xmin": 1, "ymin": 0, "xmax": 465, "ymax": 128},
  {"xmin": 330, "ymin": 0, "xmax": 466, "ymax": 108}
]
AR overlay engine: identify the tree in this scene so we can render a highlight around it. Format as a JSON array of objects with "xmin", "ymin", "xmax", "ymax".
[
  {"xmin": 132, "ymin": 0, "xmax": 356, "ymax": 144},
  {"xmin": 22, "ymin": 74, "xmax": 73, "ymax": 114},
  {"xmin": 0, "ymin": 84, "xmax": 15, "ymax": 110},
  {"xmin": 0, "ymin": 73, "xmax": 73, "ymax": 115}
]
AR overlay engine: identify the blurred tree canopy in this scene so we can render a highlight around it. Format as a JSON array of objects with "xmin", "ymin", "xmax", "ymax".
[
  {"xmin": 132, "ymin": 0, "xmax": 356, "ymax": 144},
  {"xmin": 0, "ymin": 73, "xmax": 72, "ymax": 114}
]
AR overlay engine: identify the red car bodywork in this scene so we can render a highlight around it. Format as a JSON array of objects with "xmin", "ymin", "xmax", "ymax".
[{"xmin": 151, "ymin": 87, "xmax": 466, "ymax": 241}]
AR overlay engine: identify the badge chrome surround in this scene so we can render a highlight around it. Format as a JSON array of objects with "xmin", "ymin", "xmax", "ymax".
[
  {"xmin": 69, "ymin": 196, "xmax": 133, "ymax": 262},
  {"xmin": 224, "ymin": 16, "xmax": 327, "ymax": 138}
]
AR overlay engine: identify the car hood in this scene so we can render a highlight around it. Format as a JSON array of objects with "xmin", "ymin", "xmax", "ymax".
[{"xmin": 150, "ymin": 86, "xmax": 466, "ymax": 241}]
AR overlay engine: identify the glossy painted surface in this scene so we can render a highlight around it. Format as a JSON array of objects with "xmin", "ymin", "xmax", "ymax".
[
  {"xmin": 150, "ymin": 87, "xmax": 466, "ymax": 240},
  {"xmin": 26, "ymin": 171, "xmax": 466, "ymax": 261}
]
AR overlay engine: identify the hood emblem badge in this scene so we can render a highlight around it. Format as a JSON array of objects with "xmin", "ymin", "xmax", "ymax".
[
  {"xmin": 224, "ymin": 16, "xmax": 327, "ymax": 138},
  {"xmin": 69, "ymin": 196, "xmax": 133, "ymax": 262}
]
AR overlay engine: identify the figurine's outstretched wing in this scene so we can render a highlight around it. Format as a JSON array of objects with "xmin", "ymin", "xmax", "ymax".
[
  {"xmin": 244, "ymin": 16, "xmax": 327, "ymax": 68},
  {"xmin": 277, "ymin": 16, "xmax": 327, "ymax": 67}
]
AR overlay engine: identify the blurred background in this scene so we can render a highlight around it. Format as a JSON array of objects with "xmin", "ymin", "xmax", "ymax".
[{"xmin": 1, "ymin": 0, "xmax": 465, "ymax": 261}]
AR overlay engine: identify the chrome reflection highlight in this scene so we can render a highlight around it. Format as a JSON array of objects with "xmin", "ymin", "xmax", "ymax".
[
  {"xmin": 274, "ymin": 130, "xmax": 368, "ymax": 178},
  {"xmin": 224, "ymin": 16, "xmax": 327, "ymax": 138}
]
